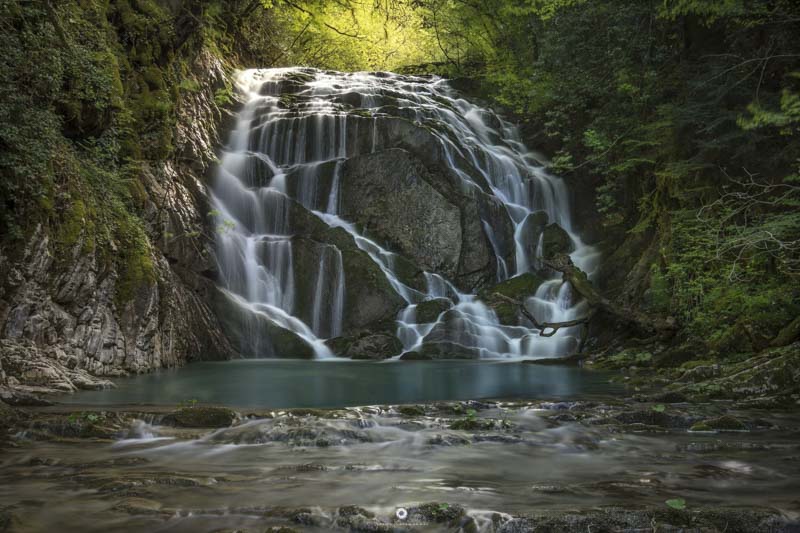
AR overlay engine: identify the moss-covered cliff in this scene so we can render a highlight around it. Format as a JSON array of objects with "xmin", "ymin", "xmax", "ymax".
[{"xmin": 0, "ymin": 0, "xmax": 280, "ymax": 394}]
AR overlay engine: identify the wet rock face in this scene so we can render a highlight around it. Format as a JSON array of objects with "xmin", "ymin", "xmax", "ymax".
[
  {"xmin": 326, "ymin": 331, "xmax": 403, "ymax": 360},
  {"xmin": 0, "ymin": 49, "xmax": 235, "ymax": 392},
  {"xmin": 212, "ymin": 288, "xmax": 315, "ymax": 359},
  {"xmin": 541, "ymin": 223, "xmax": 573, "ymax": 260},
  {"xmin": 340, "ymin": 149, "xmax": 462, "ymax": 276},
  {"xmin": 162, "ymin": 406, "xmax": 236, "ymax": 428}
]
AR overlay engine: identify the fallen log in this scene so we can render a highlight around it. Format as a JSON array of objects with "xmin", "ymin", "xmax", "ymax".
[
  {"xmin": 494, "ymin": 253, "xmax": 677, "ymax": 345},
  {"xmin": 543, "ymin": 253, "xmax": 678, "ymax": 338},
  {"xmin": 492, "ymin": 292, "xmax": 595, "ymax": 337}
]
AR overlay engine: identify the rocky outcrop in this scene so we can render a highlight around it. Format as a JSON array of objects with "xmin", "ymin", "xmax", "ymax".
[
  {"xmin": 340, "ymin": 149, "xmax": 462, "ymax": 276},
  {"xmin": 289, "ymin": 207, "xmax": 407, "ymax": 332},
  {"xmin": 332, "ymin": 113, "xmax": 515, "ymax": 291},
  {"xmin": 212, "ymin": 288, "xmax": 315, "ymax": 359},
  {"xmin": 541, "ymin": 223, "xmax": 573, "ymax": 260},
  {"xmin": 0, "ymin": 49, "xmax": 235, "ymax": 394},
  {"xmin": 478, "ymin": 273, "xmax": 546, "ymax": 326},
  {"xmin": 326, "ymin": 331, "xmax": 403, "ymax": 360},
  {"xmin": 0, "ymin": 339, "xmax": 113, "ymax": 395}
]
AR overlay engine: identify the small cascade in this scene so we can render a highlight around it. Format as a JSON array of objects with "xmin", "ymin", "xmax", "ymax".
[
  {"xmin": 212, "ymin": 68, "xmax": 600, "ymax": 359},
  {"xmin": 310, "ymin": 244, "xmax": 344, "ymax": 339}
]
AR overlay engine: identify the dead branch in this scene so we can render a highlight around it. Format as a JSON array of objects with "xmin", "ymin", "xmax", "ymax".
[{"xmin": 492, "ymin": 292, "xmax": 595, "ymax": 337}]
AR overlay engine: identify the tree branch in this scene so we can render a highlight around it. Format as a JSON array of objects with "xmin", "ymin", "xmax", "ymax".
[{"xmin": 492, "ymin": 293, "xmax": 594, "ymax": 337}]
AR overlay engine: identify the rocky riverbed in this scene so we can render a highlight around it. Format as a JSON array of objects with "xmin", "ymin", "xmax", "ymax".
[{"xmin": 2, "ymin": 396, "xmax": 799, "ymax": 532}]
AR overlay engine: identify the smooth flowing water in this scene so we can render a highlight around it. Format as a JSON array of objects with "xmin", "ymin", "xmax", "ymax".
[
  {"xmin": 4, "ymin": 402, "xmax": 799, "ymax": 532},
  {"xmin": 211, "ymin": 69, "xmax": 600, "ymax": 360},
  {"xmin": 57, "ymin": 360, "xmax": 620, "ymax": 408}
]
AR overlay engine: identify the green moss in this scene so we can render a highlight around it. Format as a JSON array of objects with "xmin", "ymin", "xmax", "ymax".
[
  {"xmin": 416, "ymin": 298, "xmax": 451, "ymax": 323},
  {"xmin": 482, "ymin": 272, "xmax": 545, "ymax": 299},
  {"xmin": 114, "ymin": 215, "xmax": 155, "ymax": 306},
  {"xmin": 702, "ymin": 415, "xmax": 747, "ymax": 431},
  {"xmin": 142, "ymin": 65, "xmax": 165, "ymax": 90},
  {"xmin": 680, "ymin": 359, "xmax": 715, "ymax": 371},
  {"xmin": 57, "ymin": 199, "xmax": 87, "ymax": 251},
  {"xmin": 164, "ymin": 406, "xmax": 236, "ymax": 428},
  {"xmin": 398, "ymin": 405, "xmax": 426, "ymax": 417},
  {"xmin": 595, "ymin": 349, "xmax": 653, "ymax": 369},
  {"xmin": 214, "ymin": 86, "xmax": 234, "ymax": 107}
]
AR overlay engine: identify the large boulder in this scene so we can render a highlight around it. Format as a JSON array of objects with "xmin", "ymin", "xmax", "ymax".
[
  {"xmin": 517, "ymin": 211, "xmax": 550, "ymax": 267},
  {"xmin": 342, "ymin": 115, "xmax": 515, "ymax": 291},
  {"xmin": 401, "ymin": 340, "xmax": 479, "ymax": 360},
  {"xmin": 541, "ymin": 223, "xmax": 573, "ymax": 260},
  {"xmin": 289, "ymin": 201, "xmax": 408, "ymax": 332},
  {"xmin": 327, "ymin": 331, "xmax": 403, "ymax": 360},
  {"xmin": 212, "ymin": 288, "xmax": 315, "ymax": 358},
  {"xmin": 340, "ymin": 149, "xmax": 462, "ymax": 276},
  {"xmin": 340, "ymin": 248, "xmax": 406, "ymax": 331},
  {"xmin": 478, "ymin": 272, "xmax": 546, "ymax": 326},
  {"xmin": 415, "ymin": 298, "xmax": 452, "ymax": 323}
]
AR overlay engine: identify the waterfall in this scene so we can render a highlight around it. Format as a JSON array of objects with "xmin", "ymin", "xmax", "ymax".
[{"xmin": 211, "ymin": 68, "xmax": 600, "ymax": 359}]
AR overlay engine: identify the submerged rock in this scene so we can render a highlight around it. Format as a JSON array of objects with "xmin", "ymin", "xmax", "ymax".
[
  {"xmin": 699, "ymin": 415, "xmax": 748, "ymax": 431},
  {"xmin": 497, "ymin": 507, "xmax": 791, "ymax": 533}
]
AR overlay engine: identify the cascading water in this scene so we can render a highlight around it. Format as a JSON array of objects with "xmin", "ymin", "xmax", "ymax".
[{"xmin": 211, "ymin": 68, "xmax": 599, "ymax": 360}]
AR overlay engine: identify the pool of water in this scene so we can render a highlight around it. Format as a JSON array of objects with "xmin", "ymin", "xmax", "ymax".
[{"xmin": 58, "ymin": 360, "xmax": 621, "ymax": 408}]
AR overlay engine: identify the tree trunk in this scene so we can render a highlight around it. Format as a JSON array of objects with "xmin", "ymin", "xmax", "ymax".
[{"xmin": 544, "ymin": 253, "xmax": 678, "ymax": 339}]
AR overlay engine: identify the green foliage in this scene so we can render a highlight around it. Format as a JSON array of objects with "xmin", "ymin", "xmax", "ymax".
[
  {"xmin": 665, "ymin": 498, "xmax": 687, "ymax": 510},
  {"xmin": 178, "ymin": 398, "xmax": 200, "ymax": 409},
  {"xmin": 263, "ymin": 0, "xmax": 441, "ymax": 70},
  {"xmin": 0, "ymin": 0, "xmax": 268, "ymax": 304},
  {"xmin": 410, "ymin": 0, "xmax": 799, "ymax": 355}
]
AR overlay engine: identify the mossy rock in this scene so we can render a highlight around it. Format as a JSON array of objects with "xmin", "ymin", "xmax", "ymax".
[
  {"xmin": 653, "ymin": 344, "xmax": 700, "ymax": 368},
  {"xmin": 163, "ymin": 406, "xmax": 236, "ymax": 428},
  {"xmin": 415, "ymin": 298, "xmax": 452, "ymax": 323},
  {"xmin": 478, "ymin": 272, "xmax": 545, "ymax": 326},
  {"xmin": 541, "ymin": 223, "xmax": 573, "ymax": 259},
  {"xmin": 479, "ymin": 272, "xmax": 545, "ymax": 300},
  {"xmin": 701, "ymin": 415, "xmax": 747, "ymax": 431},
  {"xmin": 397, "ymin": 405, "xmax": 426, "ymax": 417},
  {"xmin": 27, "ymin": 412, "xmax": 127, "ymax": 440},
  {"xmin": 594, "ymin": 349, "xmax": 653, "ymax": 370},
  {"xmin": 347, "ymin": 334, "xmax": 403, "ymax": 360},
  {"xmin": 326, "ymin": 330, "xmax": 403, "ymax": 359},
  {"xmin": 414, "ymin": 341, "xmax": 479, "ymax": 360},
  {"xmin": 612, "ymin": 408, "xmax": 690, "ymax": 429},
  {"xmin": 449, "ymin": 418, "xmax": 494, "ymax": 430},
  {"xmin": 408, "ymin": 502, "xmax": 466, "ymax": 525},
  {"xmin": 213, "ymin": 287, "xmax": 315, "ymax": 358}
]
